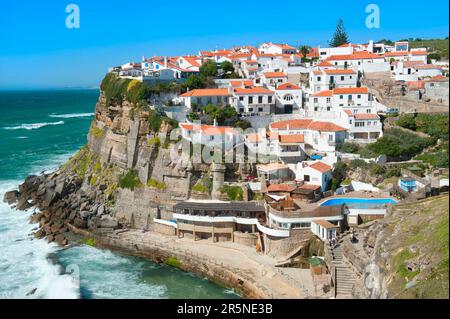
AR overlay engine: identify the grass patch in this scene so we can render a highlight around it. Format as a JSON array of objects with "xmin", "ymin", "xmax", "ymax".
[
  {"xmin": 118, "ymin": 170, "xmax": 143, "ymax": 190},
  {"xmin": 220, "ymin": 185, "xmax": 243, "ymax": 201},
  {"xmin": 91, "ymin": 126, "xmax": 104, "ymax": 138},
  {"xmin": 147, "ymin": 178, "xmax": 166, "ymax": 190},
  {"xmin": 148, "ymin": 136, "xmax": 161, "ymax": 147}
]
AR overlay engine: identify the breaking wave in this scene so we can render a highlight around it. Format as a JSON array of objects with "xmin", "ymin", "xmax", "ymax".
[
  {"xmin": 49, "ymin": 113, "xmax": 94, "ymax": 119},
  {"xmin": 4, "ymin": 121, "xmax": 65, "ymax": 131}
]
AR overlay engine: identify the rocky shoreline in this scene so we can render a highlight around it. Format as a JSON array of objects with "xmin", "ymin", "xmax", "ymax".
[{"xmin": 3, "ymin": 170, "xmax": 290, "ymax": 299}]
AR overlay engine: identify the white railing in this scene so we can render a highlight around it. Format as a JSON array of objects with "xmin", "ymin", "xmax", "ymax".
[
  {"xmin": 154, "ymin": 218, "xmax": 178, "ymax": 228},
  {"xmin": 172, "ymin": 214, "xmax": 290, "ymax": 238},
  {"xmin": 347, "ymin": 209, "xmax": 386, "ymax": 216}
]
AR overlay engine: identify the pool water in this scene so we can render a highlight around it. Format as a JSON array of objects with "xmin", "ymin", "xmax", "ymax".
[{"xmin": 320, "ymin": 198, "xmax": 397, "ymax": 209}]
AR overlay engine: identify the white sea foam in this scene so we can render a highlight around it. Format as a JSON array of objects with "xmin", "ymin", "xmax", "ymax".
[
  {"xmin": 49, "ymin": 113, "xmax": 94, "ymax": 119},
  {"xmin": 0, "ymin": 180, "xmax": 79, "ymax": 299},
  {"xmin": 17, "ymin": 136, "xmax": 29, "ymax": 139},
  {"xmin": 4, "ymin": 121, "xmax": 65, "ymax": 130}
]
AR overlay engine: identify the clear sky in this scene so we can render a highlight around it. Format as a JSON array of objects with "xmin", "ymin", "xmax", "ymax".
[{"xmin": 0, "ymin": 0, "xmax": 448, "ymax": 89}]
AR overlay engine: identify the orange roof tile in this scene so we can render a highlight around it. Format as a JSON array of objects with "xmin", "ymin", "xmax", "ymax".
[
  {"xmin": 230, "ymin": 80, "xmax": 254, "ymax": 87},
  {"xmin": 333, "ymin": 87, "xmax": 369, "ymax": 94},
  {"xmin": 276, "ymin": 82, "xmax": 301, "ymax": 90},
  {"xmin": 279, "ymin": 134, "xmax": 304, "ymax": 144},
  {"xmin": 180, "ymin": 88, "xmax": 230, "ymax": 97},
  {"xmin": 264, "ymin": 72, "xmax": 287, "ymax": 78},
  {"xmin": 246, "ymin": 133, "xmax": 264, "ymax": 143},
  {"xmin": 307, "ymin": 121, "xmax": 347, "ymax": 132},
  {"xmin": 233, "ymin": 87, "xmax": 274, "ymax": 95},
  {"xmin": 323, "ymin": 69, "xmax": 356, "ymax": 74},
  {"xmin": 327, "ymin": 51, "xmax": 384, "ymax": 61},
  {"xmin": 313, "ymin": 90, "xmax": 333, "ymax": 97},
  {"xmin": 179, "ymin": 123, "xmax": 236, "ymax": 135},
  {"xmin": 257, "ymin": 163, "xmax": 290, "ymax": 171},
  {"xmin": 353, "ymin": 113, "xmax": 380, "ymax": 120},
  {"xmin": 299, "ymin": 184, "xmax": 321, "ymax": 191},
  {"xmin": 267, "ymin": 184, "xmax": 295, "ymax": 192},
  {"xmin": 415, "ymin": 64, "xmax": 442, "ymax": 70},
  {"xmin": 309, "ymin": 161, "xmax": 332, "ymax": 173},
  {"xmin": 270, "ymin": 119, "xmax": 314, "ymax": 130},
  {"xmin": 313, "ymin": 219, "xmax": 338, "ymax": 229},
  {"xmin": 344, "ymin": 109, "xmax": 354, "ymax": 116},
  {"xmin": 317, "ymin": 61, "xmax": 334, "ymax": 67},
  {"xmin": 427, "ymin": 75, "xmax": 448, "ymax": 82},
  {"xmin": 407, "ymin": 81, "xmax": 425, "ymax": 90}
]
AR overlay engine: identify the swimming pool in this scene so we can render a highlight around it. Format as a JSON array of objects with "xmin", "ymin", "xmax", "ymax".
[{"xmin": 320, "ymin": 198, "xmax": 397, "ymax": 209}]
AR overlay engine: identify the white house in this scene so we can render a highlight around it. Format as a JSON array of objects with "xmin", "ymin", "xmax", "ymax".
[
  {"xmin": 309, "ymin": 69, "xmax": 357, "ymax": 93},
  {"xmin": 274, "ymin": 82, "xmax": 303, "ymax": 114},
  {"xmin": 415, "ymin": 65, "xmax": 443, "ymax": 78},
  {"xmin": 259, "ymin": 42, "xmax": 296, "ymax": 55},
  {"xmin": 262, "ymin": 71, "xmax": 288, "ymax": 86},
  {"xmin": 343, "ymin": 111, "xmax": 383, "ymax": 142},
  {"xmin": 295, "ymin": 161, "xmax": 333, "ymax": 192},
  {"xmin": 230, "ymin": 86, "xmax": 275, "ymax": 115},
  {"xmin": 241, "ymin": 60, "xmax": 259, "ymax": 78},
  {"xmin": 179, "ymin": 123, "xmax": 241, "ymax": 149},
  {"xmin": 326, "ymin": 51, "xmax": 389, "ymax": 73},
  {"xmin": 318, "ymin": 44, "xmax": 355, "ymax": 60},
  {"xmin": 311, "ymin": 219, "xmax": 339, "ymax": 241},
  {"xmin": 180, "ymin": 88, "xmax": 231, "ymax": 109}
]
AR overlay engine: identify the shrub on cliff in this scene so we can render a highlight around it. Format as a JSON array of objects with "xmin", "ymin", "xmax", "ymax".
[
  {"xmin": 147, "ymin": 179, "xmax": 167, "ymax": 190},
  {"xmin": 220, "ymin": 185, "xmax": 243, "ymax": 201},
  {"xmin": 118, "ymin": 169, "xmax": 143, "ymax": 190}
]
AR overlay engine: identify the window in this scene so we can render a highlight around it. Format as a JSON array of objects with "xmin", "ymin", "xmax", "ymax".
[
  {"xmin": 326, "ymin": 97, "xmax": 331, "ymax": 103},
  {"xmin": 340, "ymin": 95, "xmax": 343, "ymax": 99},
  {"xmin": 341, "ymin": 76, "xmax": 345, "ymax": 81},
  {"xmin": 239, "ymin": 108, "xmax": 244, "ymax": 113},
  {"xmin": 329, "ymin": 135, "xmax": 334, "ymax": 141},
  {"xmin": 330, "ymin": 76, "xmax": 334, "ymax": 82},
  {"xmin": 349, "ymin": 120, "xmax": 352, "ymax": 124},
  {"xmin": 348, "ymin": 95, "xmax": 352, "ymax": 100},
  {"xmin": 258, "ymin": 96, "xmax": 263, "ymax": 104},
  {"xmin": 248, "ymin": 108, "xmax": 253, "ymax": 112},
  {"xmin": 317, "ymin": 76, "xmax": 321, "ymax": 81},
  {"xmin": 327, "ymin": 106, "xmax": 331, "ymax": 111},
  {"xmin": 355, "ymin": 121, "xmax": 365, "ymax": 127},
  {"xmin": 357, "ymin": 95, "xmax": 361, "ymax": 99},
  {"xmin": 239, "ymin": 96, "xmax": 244, "ymax": 101},
  {"xmin": 314, "ymin": 98, "xmax": 318, "ymax": 103},
  {"xmin": 258, "ymin": 107, "xmax": 263, "ymax": 112},
  {"xmin": 268, "ymin": 96, "xmax": 273, "ymax": 103},
  {"xmin": 350, "ymin": 76, "xmax": 353, "ymax": 79},
  {"xmin": 304, "ymin": 175, "xmax": 310, "ymax": 182},
  {"xmin": 314, "ymin": 107, "xmax": 318, "ymax": 111},
  {"xmin": 249, "ymin": 96, "xmax": 253, "ymax": 104},
  {"xmin": 284, "ymin": 94, "xmax": 294, "ymax": 101},
  {"xmin": 367, "ymin": 109, "xmax": 371, "ymax": 113}
]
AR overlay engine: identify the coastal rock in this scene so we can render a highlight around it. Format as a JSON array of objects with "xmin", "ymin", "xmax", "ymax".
[
  {"xmin": 68, "ymin": 210, "xmax": 77, "ymax": 222},
  {"xmin": 47, "ymin": 235, "xmax": 55, "ymax": 243},
  {"xmin": 98, "ymin": 215, "xmax": 118, "ymax": 229},
  {"xmin": 3, "ymin": 190, "xmax": 19, "ymax": 205},
  {"xmin": 33, "ymin": 229, "xmax": 46, "ymax": 239},
  {"xmin": 55, "ymin": 234, "xmax": 67, "ymax": 246},
  {"xmin": 73, "ymin": 218, "xmax": 88, "ymax": 229},
  {"xmin": 16, "ymin": 197, "xmax": 31, "ymax": 211}
]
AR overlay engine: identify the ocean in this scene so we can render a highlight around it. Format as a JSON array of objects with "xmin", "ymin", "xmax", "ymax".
[{"xmin": 0, "ymin": 89, "xmax": 238, "ymax": 299}]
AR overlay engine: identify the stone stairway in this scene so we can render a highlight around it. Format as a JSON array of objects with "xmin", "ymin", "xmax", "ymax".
[{"xmin": 332, "ymin": 241, "xmax": 357, "ymax": 298}]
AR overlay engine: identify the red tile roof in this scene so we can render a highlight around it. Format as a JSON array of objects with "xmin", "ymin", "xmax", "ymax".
[
  {"xmin": 415, "ymin": 64, "xmax": 442, "ymax": 70},
  {"xmin": 276, "ymin": 82, "xmax": 301, "ymax": 90},
  {"xmin": 270, "ymin": 119, "xmax": 314, "ymax": 130},
  {"xmin": 264, "ymin": 72, "xmax": 287, "ymax": 78},
  {"xmin": 323, "ymin": 69, "xmax": 356, "ymax": 74},
  {"xmin": 267, "ymin": 184, "xmax": 295, "ymax": 192},
  {"xmin": 279, "ymin": 134, "xmax": 304, "ymax": 143},
  {"xmin": 307, "ymin": 121, "xmax": 347, "ymax": 132},
  {"xmin": 353, "ymin": 113, "xmax": 380, "ymax": 120},
  {"xmin": 230, "ymin": 80, "xmax": 254, "ymax": 87},
  {"xmin": 180, "ymin": 88, "xmax": 230, "ymax": 97},
  {"xmin": 179, "ymin": 123, "xmax": 236, "ymax": 135},
  {"xmin": 333, "ymin": 87, "xmax": 369, "ymax": 94},
  {"xmin": 308, "ymin": 161, "xmax": 332, "ymax": 173},
  {"xmin": 407, "ymin": 81, "xmax": 425, "ymax": 90},
  {"xmin": 313, "ymin": 90, "xmax": 333, "ymax": 97},
  {"xmin": 427, "ymin": 75, "xmax": 448, "ymax": 82},
  {"xmin": 327, "ymin": 51, "xmax": 384, "ymax": 61},
  {"xmin": 317, "ymin": 61, "xmax": 334, "ymax": 67},
  {"xmin": 299, "ymin": 184, "xmax": 321, "ymax": 191},
  {"xmin": 233, "ymin": 87, "xmax": 274, "ymax": 95},
  {"xmin": 246, "ymin": 133, "xmax": 264, "ymax": 143}
]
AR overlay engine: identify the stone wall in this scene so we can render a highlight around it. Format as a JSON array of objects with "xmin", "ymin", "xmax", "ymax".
[
  {"xmin": 264, "ymin": 229, "xmax": 312, "ymax": 258},
  {"xmin": 149, "ymin": 222, "xmax": 176, "ymax": 236},
  {"xmin": 234, "ymin": 231, "xmax": 258, "ymax": 247}
]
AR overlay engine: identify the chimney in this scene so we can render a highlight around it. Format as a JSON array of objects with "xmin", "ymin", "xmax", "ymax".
[
  {"xmin": 213, "ymin": 118, "xmax": 218, "ymax": 127},
  {"xmin": 164, "ymin": 56, "xmax": 168, "ymax": 68},
  {"xmin": 142, "ymin": 56, "xmax": 145, "ymax": 62}
]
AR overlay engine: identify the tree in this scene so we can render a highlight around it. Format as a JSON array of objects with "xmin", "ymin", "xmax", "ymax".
[
  {"xmin": 200, "ymin": 60, "xmax": 218, "ymax": 77},
  {"xmin": 183, "ymin": 75, "xmax": 206, "ymax": 90},
  {"xmin": 329, "ymin": 19, "xmax": 349, "ymax": 47},
  {"xmin": 220, "ymin": 61, "xmax": 235, "ymax": 78},
  {"xmin": 299, "ymin": 45, "xmax": 310, "ymax": 58}
]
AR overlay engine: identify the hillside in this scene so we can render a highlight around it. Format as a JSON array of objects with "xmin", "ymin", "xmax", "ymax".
[
  {"xmin": 377, "ymin": 37, "xmax": 449, "ymax": 60},
  {"xmin": 361, "ymin": 195, "xmax": 449, "ymax": 299}
]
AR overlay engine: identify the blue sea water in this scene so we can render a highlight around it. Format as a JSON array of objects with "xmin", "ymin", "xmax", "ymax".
[{"xmin": 0, "ymin": 90, "xmax": 238, "ymax": 299}]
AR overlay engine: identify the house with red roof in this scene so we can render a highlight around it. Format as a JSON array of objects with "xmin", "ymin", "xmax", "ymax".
[
  {"xmin": 261, "ymin": 71, "xmax": 288, "ymax": 86},
  {"xmin": 326, "ymin": 51, "xmax": 390, "ymax": 73},
  {"xmin": 295, "ymin": 161, "xmax": 333, "ymax": 192},
  {"xmin": 343, "ymin": 111, "xmax": 383, "ymax": 142},
  {"xmin": 274, "ymin": 82, "xmax": 303, "ymax": 114},
  {"xmin": 309, "ymin": 68, "xmax": 357, "ymax": 93},
  {"xmin": 179, "ymin": 122, "xmax": 242, "ymax": 149}
]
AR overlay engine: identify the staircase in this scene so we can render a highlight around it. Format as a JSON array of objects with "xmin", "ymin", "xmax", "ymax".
[{"xmin": 332, "ymin": 240, "xmax": 357, "ymax": 298}]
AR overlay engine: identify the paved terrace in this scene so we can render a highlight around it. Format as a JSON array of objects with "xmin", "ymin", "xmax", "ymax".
[{"xmin": 102, "ymin": 229, "xmax": 325, "ymax": 299}]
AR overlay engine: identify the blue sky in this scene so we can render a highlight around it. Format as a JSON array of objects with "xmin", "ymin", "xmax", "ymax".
[{"xmin": 0, "ymin": 0, "xmax": 448, "ymax": 89}]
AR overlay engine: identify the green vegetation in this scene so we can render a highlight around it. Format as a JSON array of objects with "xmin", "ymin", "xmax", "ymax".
[
  {"xmin": 188, "ymin": 103, "xmax": 251, "ymax": 129},
  {"xmin": 84, "ymin": 238, "xmax": 95, "ymax": 246},
  {"xmin": 118, "ymin": 169, "xmax": 143, "ymax": 190},
  {"xmin": 192, "ymin": 173, "xmax": 213, "ymax": 194},
  {"xmin": 377, "ymin": 37, "xmax": 449, "ymax": 60},
  {"xmin": 358, "ymin": 128, "xmax": 435, "ymax": 161},
  {"xmin": 147, "ymin": 178, "xmax": 167, "ymax": 190},
  {"xmin": 329, "ymin": 19, "xmax": 349, "ymax": 47},
  {"xmin": 91, "ymin": 126, "xmax": 104, "ymax": 138},
  {"xmin": 147, "ymin": 108, "xmax": 178, "ymax": 133},
  {"xmin": 147, "ymin": 136, "xmax": 161, "ymax": 147},
  {"xmin": 396, "ymin": 114, "xmax": 449, "ymax": 141},
  {"xmin": 65, "ymin": 146, "xmax": 91, "ymax": 180},
  {"xmin": 166, "ymin": 256, "xmax": 181, "ymax": 268},
  {"xmin": 415, "ymin": 143, "xmax": 449, "ymax": 168},
  {"xmin": 101, "ymin": 73, "xmax": 181, "ymax": 106},
  {"xmin": 337, "ymin": 142, "xmax": 360, "ymax": 154},
  {"xmin": 220, "ymin": 185, "xmax": 243, "ymax": 201}
]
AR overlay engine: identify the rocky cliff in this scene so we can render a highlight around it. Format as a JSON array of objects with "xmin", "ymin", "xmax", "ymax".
[{"xmin": 3, "ymin": 89, "xmax": 223, "ymax": 244}]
